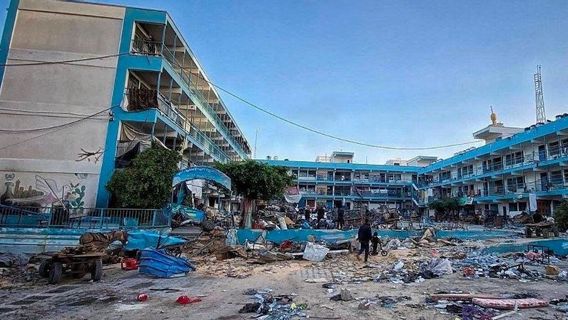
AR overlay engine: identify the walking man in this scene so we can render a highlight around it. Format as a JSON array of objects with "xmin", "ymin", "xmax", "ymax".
[
  {"xmin": 337, "ymin": 205, "xmax": 345, "ymax": 230},
  {"xmin": 357, "ymin": 219, "xmax": 372, "ymax": 262}
]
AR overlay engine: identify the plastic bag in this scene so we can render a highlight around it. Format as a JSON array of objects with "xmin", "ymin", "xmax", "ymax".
[
  {"xmin": 225, "ymin": 229, "xmax": 238, "ymax": 247},
  {"xmin": 303, "ymin": 242, "xmax": 330, "ymax": 262},
  {"xmin": 277, "ymin": 216, "xmax": 288, "ymax": 230},
  {"xmin": 430, "ymin": 258, "xmax": 453, "ymax": 276}
]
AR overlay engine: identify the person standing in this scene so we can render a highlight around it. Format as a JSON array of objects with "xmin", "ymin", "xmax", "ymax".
[
  {"xmin": 337, "ymin": 205, "xmax": 345, "ymax": 229},
  {"xmin": 304, "ymin": 207, "xmax": 311, "ymax": 222},
  {"xmin": 357, "ymin": 219, "xmax": 373, "ymax": 262},
  {"xmin": 317, "ymin": 205, "xmax": 325, "ymax": 223}
]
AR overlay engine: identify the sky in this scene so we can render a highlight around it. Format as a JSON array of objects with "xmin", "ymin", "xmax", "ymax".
[{"xmin": 1, "ymin": 0, "xmax": 568, "ymax": 164}]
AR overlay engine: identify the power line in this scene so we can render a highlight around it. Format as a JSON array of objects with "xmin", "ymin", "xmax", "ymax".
[
  {"xmin": 0, "ymin": 50, "xmax": 481, "ymax": 151},
  {"xmin": 0, "ymin": 52, "xmax": 129, "ymax": 67},
  {"xmin": 206, "ymin": 81, "xmax": 481, "ymax": 151},
  {"xmin": 0, "ymin": 106, "xmax": 117, "ymax": 152},
  {"xmin": 0, "ymin": 112, "xmax": 110, "ymax": 133}
]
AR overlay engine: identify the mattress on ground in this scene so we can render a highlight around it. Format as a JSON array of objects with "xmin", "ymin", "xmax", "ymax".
[{"xmin": 472, "ymin": 298, "xmax": 549, "ymax": 310}]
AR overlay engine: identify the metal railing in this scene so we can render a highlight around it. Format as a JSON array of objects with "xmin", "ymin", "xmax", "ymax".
[
  {"xmin": 160, "ymin": 45, "xmax": 248, "ymax": 158},
  {"xmin": 124, "ymin": 88, "xmax": 231, "ymax": 163},
  {"xmin": 131, "ymin": 38, "xmax": 162, "ymax": 56},
  {"xmin": 0, "ymin": 205, "xmax": 170, "ymax": 229}
]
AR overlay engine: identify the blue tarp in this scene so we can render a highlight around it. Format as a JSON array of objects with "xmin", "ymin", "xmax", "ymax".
[
  {"xmin": 139, "ymin": 249, "xmax": 195, "ymax": 278},
  {"xmin": 170, "ymin": 205, "xmax": 206, "ymax": 223},
  {"xmin": 124, "ymin": 230, "xmax": 186, "ymax": 251}
]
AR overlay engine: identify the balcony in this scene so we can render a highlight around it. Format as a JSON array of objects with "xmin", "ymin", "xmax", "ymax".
[
  {"xmin": 158, "ymin": 45, "xmax": 249, "ymax": 158},
  {"xmin": 124, "ymin": 87, "xmax": 230, "ymax": 163}
]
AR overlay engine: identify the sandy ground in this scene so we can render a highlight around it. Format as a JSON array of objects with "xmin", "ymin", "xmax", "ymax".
[{"xmin": 1, "ymin": 251, "xmax": 567, "ymax": 320}]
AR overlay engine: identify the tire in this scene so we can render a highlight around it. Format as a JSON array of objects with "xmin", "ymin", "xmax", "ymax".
[
  {"xmin": 91, "ymin": 259, "xmax": 103, "ymax": 281},
  {"xmin": 48, "ymin": 262, "xmax": 62, "ymax": 284},
  {"xmin": 39, "ymin": 260, "xmax": 50, "ymax": 278}
]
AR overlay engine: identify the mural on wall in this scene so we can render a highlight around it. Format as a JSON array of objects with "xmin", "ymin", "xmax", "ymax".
[
  {"xmin": 1, "ymin": 173, "xmax": 89, "ymax": 209},
  {"xmin": 76, "ymin": 147, "xmax": 103, "ymax": 163}
]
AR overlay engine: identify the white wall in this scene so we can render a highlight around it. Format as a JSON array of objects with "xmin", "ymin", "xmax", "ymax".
[{"xmin": 0, "ymin": 0, "xmax": 125, "ymax": 208}]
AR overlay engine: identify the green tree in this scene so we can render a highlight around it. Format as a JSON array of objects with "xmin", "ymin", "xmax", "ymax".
[
  {"xmin": 428, "ymin": 197, "xmax": 460, "ymax": 221},
  {"xmin": 106, "ymin": 145, "xmax": 182, "ymax": 208},
  {"xmin": 215, "ymin": 160, "xmax": 293, "ymax": 228},
  {"xmin": 554, "ymin": 200, "xmax": 568, "ymax": 232}
]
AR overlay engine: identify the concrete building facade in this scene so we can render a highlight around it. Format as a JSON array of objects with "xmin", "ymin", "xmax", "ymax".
[
  {"xmin": 0, "ymin": 0, "xmax": 251, "ymax": 209},
  {"xmin": 265, "ymin": 114, "xmax": 568, "ymax": 217}
]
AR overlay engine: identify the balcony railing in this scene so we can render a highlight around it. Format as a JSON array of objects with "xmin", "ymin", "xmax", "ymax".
[
  {"xmin": 124, "ymin": 88, "xmax": 230, "ymax": 163},
  {"xmin": 131, "ymin": 38, "xmax": 162, "ymax": 56},
  {"xmin": 159, "ymin": 45, "xmax": 248, "ymax": 158}
]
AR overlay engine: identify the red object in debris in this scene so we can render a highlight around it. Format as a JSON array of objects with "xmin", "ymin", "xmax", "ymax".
[
  {"xmin": 176, "ymin": 295, "xmax": 202, "ymax": 305},
  {"xmin": 525, "ymin": 251, "xmax": 542, "ymax": 261},
  {"xmin": 121, "ymin": 258, "xmax": 139, "ymax": 270},
  {"xmin": 280, "ymin": 240, "xmax": 294, "ymax": 252},
  {"xmin": 462, "ymin": 266, "xmax": 476, "ymax": 277},
  {"xmin": 137, "ymin": 293, "xmax": 148, "ymax": 302}
]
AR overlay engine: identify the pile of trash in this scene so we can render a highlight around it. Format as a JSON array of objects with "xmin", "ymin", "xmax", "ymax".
[
  {"xmin": 0, "ymin": 253, "xmax": 39, "ymax": 287},
  {"xmin": 454, "ymin": 250, "xmax": 568, "ymax": 282},
  {"xmin": 426, "ymin": 291, "xmax": 557, "ymax": 318},
  {"xmin": 375, "ymin": 258, "xmax": 454, "ymax": 284},
  {"xmin": 239, "ymin": 288, "xmax": 307, "ymax": 319}
]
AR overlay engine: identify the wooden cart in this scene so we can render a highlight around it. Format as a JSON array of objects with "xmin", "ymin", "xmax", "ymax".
[
  {"xmin": 38, "ymin": 252, "xmax": 104, "ymax": 284},
  {"xmin": 525, "ymin": 221, "xmax": 560, "ymax": 238}
]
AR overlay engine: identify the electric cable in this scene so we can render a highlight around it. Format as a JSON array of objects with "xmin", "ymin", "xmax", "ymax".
[
  {"xmin": 0, "ymin": 52, "xmax": 129, "ymax": 67},
  {"xmin": 0, "ymin": 50, "xmax": 482, "ymax": 151},
  {"xmin": 0, "ymin": 106, "xmax": 117, "ymax": 152}
]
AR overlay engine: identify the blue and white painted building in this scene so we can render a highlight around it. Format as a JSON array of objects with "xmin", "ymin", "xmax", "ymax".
[
  {"xmin": 0, "ymin": 0, "xmax": 251, "ymax": 209},
  {"xmin": 265, "ymin": 115, "xmax": 568, "ymax": 217}
]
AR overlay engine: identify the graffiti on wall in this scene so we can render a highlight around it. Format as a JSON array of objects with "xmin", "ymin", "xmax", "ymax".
[
  {"xmin": 0, "ymin": 173, "xmax": 88, "ymax": 209},
  {"xmin": 76, "ymin": 148, "xmax": 103, "ymax": 163}
]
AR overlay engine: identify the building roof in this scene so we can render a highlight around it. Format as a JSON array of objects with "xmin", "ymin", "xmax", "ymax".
[{"xmin": 260, "ymin": 159, "xmax": 421, "ymax": 173}]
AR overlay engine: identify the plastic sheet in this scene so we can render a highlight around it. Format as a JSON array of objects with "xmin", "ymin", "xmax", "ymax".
[
  {"xmin": 303, "ymin": 242, "xmax": 330, "ymax": 262},
  {"xmin": 138, "ymin": 249, "xmax": 195, "ymax": 278},
  {"xmin": 226, "ymin": 229, "xmax": 238, "ymax": 246},
  {"xmin": 124, "ymin": 230, "xmax": 186, "ymax": 251}
]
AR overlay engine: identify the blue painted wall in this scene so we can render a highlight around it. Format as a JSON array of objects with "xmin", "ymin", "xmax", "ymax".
[
  {"xmin": 0, "ymin": 0, "xmax": 19, "ymax": 87},
  {"xmin": 95, "ymin": 8, "xmax": 167, "ymax": 207}
]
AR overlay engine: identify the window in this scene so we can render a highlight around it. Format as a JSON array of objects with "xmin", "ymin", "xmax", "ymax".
[
  {"xmin": 550, "ymin": 170, "xmax": 563, "ymax": 186},
  {"xmin": 506, "ymin": 177, "xmax": 524, "ymax": 192},
  {"xmin": 549, "ymin": 141, "xmax": 560, "ymax": 157}
]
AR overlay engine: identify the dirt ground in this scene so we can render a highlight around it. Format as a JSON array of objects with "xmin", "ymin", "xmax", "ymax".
[{"xmin": 1, "ymin": 250, "xmax": 567, "ymax": 320}]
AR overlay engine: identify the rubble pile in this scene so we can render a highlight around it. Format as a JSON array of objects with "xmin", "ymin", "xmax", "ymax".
[{"xmin": 238, "ymin": 288, "xmax": 307, "ymax": 319}]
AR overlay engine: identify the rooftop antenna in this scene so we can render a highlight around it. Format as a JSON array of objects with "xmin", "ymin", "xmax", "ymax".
[{"xmin": 534, "ymin": 65, "xmax": 546, "ymax": 124}]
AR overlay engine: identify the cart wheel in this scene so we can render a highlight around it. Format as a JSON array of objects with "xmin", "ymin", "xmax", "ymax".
[
  {"xmin": 91, "ymin": 259, "xmax": 103, "ymax": 281},
  {"xmin": 39, "ymin": 260, "xmax": 50, "ymax": 278},
  {"xmin": 48, "ymin": 262, "xmax": 62, "ymax": 284}
]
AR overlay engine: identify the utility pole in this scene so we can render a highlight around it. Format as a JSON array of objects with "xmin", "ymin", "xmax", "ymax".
[{"xmin": 534, "ymin": 65, "xmax": 546, "ymax": 124}]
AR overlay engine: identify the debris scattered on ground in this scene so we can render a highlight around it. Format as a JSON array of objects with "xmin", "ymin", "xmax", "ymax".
[{"xmin": 239, "ymin": 288, "xmax": 306, "ymax": 318}]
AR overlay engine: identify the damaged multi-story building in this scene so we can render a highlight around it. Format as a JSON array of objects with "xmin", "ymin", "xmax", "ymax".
[{"xmin": 0, "ymin": 0, "xmax": 251, "ymax": 208}]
